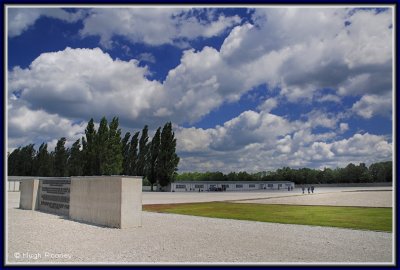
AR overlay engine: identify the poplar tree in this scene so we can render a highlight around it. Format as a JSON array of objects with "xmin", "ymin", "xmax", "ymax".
[
  {"xmin": 104, "ymin": 117, "xmax": 123, "ymax": 175},
  {"xmin": 8, "ymin": 147, "xmax": 21, "ymax": 175},
  {"xmin": 147, "ymin": 127, "xmax": 161, "ymax": 191},
  {"xmin": 136, "ymin": 125, "xmax": 149, "ymax": 176},
  {"xmin": 68, "ymin": 139, "xmax": 83, "ymax": 176},
  {"xmin": 21, "ymin": 144, "xmax": 36, "ymax": 176},
  {"xmin": 121, "ymin": 132, "xmax": 131, "ymax": 175},
  {"xmin": 35, "ymin": 143, "xmax": 52, "ymax": 176},
  {"xmin": 158, "ymin": 122, "xmax": 180, "ymax": 187},
  {"xmin": 82, "ymin": 118, "xmax": 97, "ymax": 175},
  {"xmin": 54, "ymin": 137, "xmax": 68, "ymax": 177},
  {"xmin": 128, "ymin": 132, "xmax": 139, "ymax": 175},
  {"xmin": 95, "ymin": 117, "xmax": 109, "ymax": 175}
]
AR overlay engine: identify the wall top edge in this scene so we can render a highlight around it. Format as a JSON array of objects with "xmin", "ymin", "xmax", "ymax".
[
  {"xmin": 71, "ymin": 176, "xmax": 143, "ymax": 179},
  {"xmin": 8, "ymin": 176, "xmax": 143, "ymax": 181}
]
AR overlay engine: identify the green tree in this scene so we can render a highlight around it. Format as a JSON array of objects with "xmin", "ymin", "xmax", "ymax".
[
  {"xmin": 158, "ymin": 122, "xmax": 180, "ymax": 187},
  {"xmin": 344, "ymin": 163, "xmax": 358, "ymax": 183},
  {"xmin": 54, "ymin": 137, "xmax": 68, "ymax": 177},
  {"xmin": 95, "ymin": 117, "xmax": 109, "ymax": 175},
  {"xmin": 128, "ymin": 132, "xmax": 140, "ymax": 175},
  {"xmin": 383, "ymin": 161, "xmax": 393, "ymax": 182},
  {"xmin": 103, "ymin": 117, "xmax": 123, "ymax": 175},
  {"xmin": 147, "ymin": 127, "xmax": 161, "ymax": 191},
  {"xmin": 20, "ymin": 144, "xmax": 36, "ymax": 176},
  {"xmin": 121, "ymin": 132, "xmax": 131, "ymax": 175},
  {"xmin": 369, "ymin": 162, "xmax": 385, "ymax": 182},
  {"xmin": 68, "ymin": 139, "xmax": 83, "ymax": 176},
  {"xmin": 321, "ymin": 168, "xmax": 335, "ymax": 184},
  {"xmin": 360, "ymin": 170, "xmax": 373, "ymax": 182},
  {"xmin": 82, "ymin": 118, "xmax": 97, "ymax": 175},
  {"xmin": 34, "ymin": 143, "xmax": 52, "ymax": 176},
  {"xmin": 137, "ymin": 125, "xmax": 149, "ymax": 176},
  {"xmin": 227, "ymin": 172, "xmax": 237, "ymax": 181},
  {"xmin": 8, "ymin": 148, "xmax": 21, "ymax": 176}
]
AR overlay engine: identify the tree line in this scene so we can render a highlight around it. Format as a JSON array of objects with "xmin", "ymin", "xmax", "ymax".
[
  {"xmin": 176, "ymin": 161, "xmax": 392, "ymax": 184},
  {"xmin": 7, "ymin": 117, "xmax": 180, "ymax": 190}
]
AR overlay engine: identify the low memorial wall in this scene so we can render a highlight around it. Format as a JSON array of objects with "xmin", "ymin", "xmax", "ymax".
[
  {"xmin": 39, "ymin": 178, "xmax": 71, "ymax": 216},
  {"xmin": 19, "ymin": 179, "xmax": 40, "ymax": 210},
  {"xmin": 18, "ymin": 176, "xmax": 142, "ymax": 229},
  {"xmin": 70, "ymin": 176, "xmax": 142, "ymax": 228}
]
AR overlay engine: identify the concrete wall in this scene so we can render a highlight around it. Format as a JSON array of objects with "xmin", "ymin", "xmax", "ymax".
[
  {"xmin": 38, "ymin": 179, "xmax": 71, "ymax": 216},
  {"xmin": 19, "ymin": 179, "xmax": 39, "ymax": 210},
  {"xmin": 69, "ymin": 176, "xmax": 142, "ymax": 228},
  {"xmin": 8, "ymin": 181, "xmax": 20, "ymax": 192},
  {"xmin": 120, "ymin": 177, "xmax": 142, "ymax": 228}
]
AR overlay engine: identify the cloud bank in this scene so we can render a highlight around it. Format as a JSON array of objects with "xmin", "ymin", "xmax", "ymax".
[{"xmin": 7, "ymin": 7, "xmax": 393, "ymax": 172}]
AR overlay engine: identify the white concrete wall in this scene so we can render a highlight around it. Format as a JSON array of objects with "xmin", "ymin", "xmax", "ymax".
[
  {"xmin": 38, "ymin": 179, "xmax": 71, "ymax": 216},
  {"xmin": 120, "ymin": 177, "xmax": 142, "ymax": 228},
  {"xmin": 19, "ymin": 179, "xmax": 39, "ymax": 210},
  {"xmin": 7, "ymin": 181, "xmax": 20, "ymax": 192},
  {"xmin": 69, "ymin": 176, "xmax": 142, "ymax": 228}
]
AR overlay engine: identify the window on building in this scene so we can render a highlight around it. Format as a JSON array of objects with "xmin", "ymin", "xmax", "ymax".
[
  {"xmin": 236, "ymin": 184, "xmax": 243, "ymax": 188},
  {"xmin": 249, "ymin": 184, "xmax": 255, "ymax": 188},
  {"xmin": 268, "ymin": 184, "xmax": 273, "ymax": 187},
  {"xmin": 195, "ymin": 185, "xmax": 204, "ymax": 188},
  {"xmin": 176, "ymin": 184, "xmax": 186, "ymax": 189}
]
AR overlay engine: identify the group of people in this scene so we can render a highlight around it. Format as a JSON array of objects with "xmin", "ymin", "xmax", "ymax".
[{"xmin": 301, "ymin": 186, "xmax": 315, "ymax": 194}]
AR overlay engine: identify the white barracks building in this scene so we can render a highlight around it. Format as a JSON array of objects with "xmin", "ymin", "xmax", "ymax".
[{"xmin": 170, "ymin": 181, "xmax": 295, "ymax": 192}]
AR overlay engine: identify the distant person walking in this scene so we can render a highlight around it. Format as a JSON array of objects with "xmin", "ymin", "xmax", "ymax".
[
  {"xmin": 302, "ymin": 186, "xmax": 305, "ymax": 194},
  {"xmin": 311, "ymin": 186, "xmax": 315, "ymax": 193},
  {"xmin": 307, "ymin": 186, "xmax": 310, "ymax": 194}
]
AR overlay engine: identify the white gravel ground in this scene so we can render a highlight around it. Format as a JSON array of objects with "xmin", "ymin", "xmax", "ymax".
[
  {"xmin": 142, "ymin": 186, "xmax": 392, "ymax": 205},
  {"xmin": 235, "ymin": 190, "xmax": 392, "ymax": 207},
  {"xmin": 6, "ymin": 189, "xmax": 394, "ymax": 264}
]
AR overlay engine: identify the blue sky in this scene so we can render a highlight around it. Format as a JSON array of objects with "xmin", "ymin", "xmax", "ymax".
[{"xmin": 7, "ymin": 6, "xmax": 393, "ymax": 173}]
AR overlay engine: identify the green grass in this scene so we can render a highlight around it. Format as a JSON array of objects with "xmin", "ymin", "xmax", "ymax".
[{"xmin": 144, "ymin": 202, "xmax": 392, "ymax": 232}]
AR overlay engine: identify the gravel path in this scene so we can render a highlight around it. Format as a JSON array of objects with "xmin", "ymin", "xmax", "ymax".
[
  {"xmin": 6, "ymin": 189, "xmax": 393, "ymax": 264},
  {"xmin": 235, "ymin": 191, "xmax": 392, "ymax": 207},
  {"xmin": 142, "ymin": 186, "xmax": 392, "ymax": 205},
  {"xmin": 7, "ymin": 208, "xmax": 392, "ymax": 264}
]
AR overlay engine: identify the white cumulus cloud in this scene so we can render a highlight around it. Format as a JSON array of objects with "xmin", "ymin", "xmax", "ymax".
[
  {"xmin": 352, "ymin": 93, "xmax": 392, "ymax": 119},
  {"xmin": 8, "ymin": 8, "xmax": 86, "ymax": 37},
  {"xmin": 79, "ymin": 8, "xmax": 241, "ymax": 48},
  {"xmin": 175, "ymin": 111, "xmax": 392, "ymax": 172},
  {"xmin": 9, "ymin": 47, "xmax": 165, "ymax": 127},
  {"xmin": 8, "ymin": 99, "xmax": 86, "ymax": 151}
]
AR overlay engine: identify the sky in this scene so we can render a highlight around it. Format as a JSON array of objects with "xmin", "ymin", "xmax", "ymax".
[{"xmin": 7, "ymin": 6, "xmax": 393, "ymax": 173}]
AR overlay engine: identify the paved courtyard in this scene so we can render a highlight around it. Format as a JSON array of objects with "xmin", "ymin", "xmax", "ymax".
[{"xmin": 6, "ymin": 187, "xmax": 394, "ymax": 264}]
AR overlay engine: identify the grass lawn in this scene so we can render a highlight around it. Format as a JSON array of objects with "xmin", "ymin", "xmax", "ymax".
[{"xmin": 144, "ymin": 202, "xmax": 392, "ymax": 232}]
